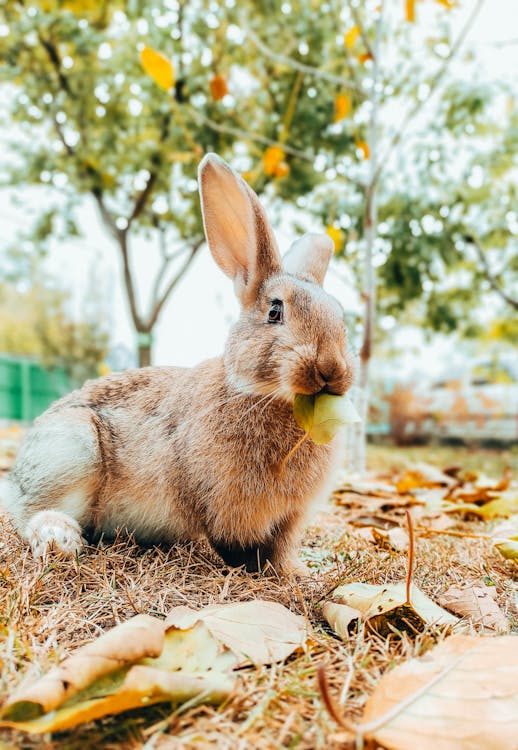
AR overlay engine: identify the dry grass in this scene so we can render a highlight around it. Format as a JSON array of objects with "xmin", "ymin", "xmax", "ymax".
[{"xmin": 0, "ymin": 440, "xmax": 517, "ymax": 750}]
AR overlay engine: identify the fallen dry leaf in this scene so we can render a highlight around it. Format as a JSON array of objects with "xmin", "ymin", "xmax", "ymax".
[
  {"xmin": 348, "ymin": 523, "xmax": 409, "ymax": 552},
  {"xmin": 359, "ymin": 634, "xmax": 518, "ymax": 750},
  {"xmin": 322, "ymin": 602, "xmax": 361, "ymax": 639},
  {"xmin": 0, "ymin": 600, "xmax": 304, "ymax": 733},
  {"xmin": 0, "ymin": 622, "xmax": 235, "ymax": 733},
  {"xmin": 371, "ymin": 526, "xmax": 409, "ymax": 552},
  {"xmin": 491, "ymin": 518, "xmax": 518, "ymax": 561},
  {"xmin": 2, "ymin": 614, "xmax": 164, "ymax": 716},
  {"xmin": 165, "ymin": 600, "xmax": 307, "ymax": 666},
  {"xmin": 396, "ymin": 463, "xmax": 455, "ymax": 494},
  {"xmin": 438, "ymin": 583, "xmax": 510, "ymax": 633},
  {"xmin": 334, "ymin": 479, "xmax": 396, "ymax": 498},
  {"xmin": 324, "ymin": 582, "xmax": 458, "ymax": 638},
  {"xmin": 475, "ymin": 491, "xmax": 518, "ymax": 519}
]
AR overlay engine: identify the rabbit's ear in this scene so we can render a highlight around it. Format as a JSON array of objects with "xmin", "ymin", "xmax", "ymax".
[
  {"xmin": 198, "ymin": 153, "xmax": 282, "ymax": 305},
  {"xmin": 283, "ymin": 233, "xmax": 333, "ymax": 286}
]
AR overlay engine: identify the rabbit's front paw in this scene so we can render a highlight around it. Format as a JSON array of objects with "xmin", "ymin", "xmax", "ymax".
[{"xmin": 26, "ymin": 510, "xmax": 84, "ymax": 560}]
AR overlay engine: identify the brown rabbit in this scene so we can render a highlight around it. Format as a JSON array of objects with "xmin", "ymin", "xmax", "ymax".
[{"xmin": 1, "ymin": 154, "xmax": 353, "ymax": 573}]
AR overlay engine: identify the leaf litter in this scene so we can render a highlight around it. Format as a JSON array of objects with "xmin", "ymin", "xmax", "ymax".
[
  {"xmin": 0, "ymin": 433, "xmax": 517, "ymax": 749},
  {"xmin": 0, "ymin": 602, "xmax": 306, "ymax": 733}
]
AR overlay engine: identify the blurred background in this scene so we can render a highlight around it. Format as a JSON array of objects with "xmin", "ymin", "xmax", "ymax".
[{"xmin": 0, "ymin": 0, "xmax": 517, "ymax": 467}]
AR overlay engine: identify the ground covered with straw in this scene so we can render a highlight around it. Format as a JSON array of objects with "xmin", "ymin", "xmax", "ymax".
[{"xmin": 0, "ymin": 438, "xmax": 516, "ymax": 750}]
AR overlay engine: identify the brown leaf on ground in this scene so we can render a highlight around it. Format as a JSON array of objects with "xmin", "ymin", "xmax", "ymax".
[
  {"xmin": 371, "ymin": 527, "xmax": 409, "ymax": 552},
  {"xmin": 359, "ymin": 634, "xmax": 518, "ymax": 750},
  {"xmin": 396, "ymin": 463, "xmax": 455, "ymax": 494},
  {"xmin": 322, "ymin": 602, "xmax": 361, "ymax": 639},
  {"xmin": 349, "ymin": 524, "xmax": 409, "ymax": 552},
  {"xmin": 334, "ymin": 479, "xmax": 396, "ymax": 498},
  {"xmin": 438, "ymin": 583, "xmax": 510, "ymax": 633},
  {"xmin": 324, "ymin": 582, "xmax": 458, "ymax": 638},
  {"xmin": 165, "ymin": 600, "xmax": 307, "ymax": 666}
]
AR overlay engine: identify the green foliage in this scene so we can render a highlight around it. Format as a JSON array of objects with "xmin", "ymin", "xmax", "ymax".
[
  {"xmin": 0, "ymin": 281, "xmax": 109, "ymax": 382},
  {"xmin": 0, "ymin": 0, "xmax": 516, "ymax": 358}
]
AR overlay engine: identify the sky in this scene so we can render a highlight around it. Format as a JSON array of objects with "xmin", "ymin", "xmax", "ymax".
[{"xmin": 1, "ymin": 0, "xmax": 517, "ymax": 375}]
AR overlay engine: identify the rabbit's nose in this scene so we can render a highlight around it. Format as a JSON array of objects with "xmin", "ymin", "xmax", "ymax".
[{"xmin": 315, "ymin": 364, "xmax": 349, "ymax": 396}]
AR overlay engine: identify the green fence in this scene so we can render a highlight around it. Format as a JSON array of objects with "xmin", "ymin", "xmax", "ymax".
[{"xmin": 0, "ymin": 356, "xmax": 72, "ymax": 422}]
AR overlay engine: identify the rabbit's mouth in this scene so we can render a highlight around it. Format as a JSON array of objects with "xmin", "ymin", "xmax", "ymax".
[{"xmin": 278, "ymin": 346, "xmax": 353, "ymax": 401}]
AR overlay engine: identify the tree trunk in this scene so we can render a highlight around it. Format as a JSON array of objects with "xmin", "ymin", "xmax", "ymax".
[
  {"xmin": 344, "ymin": 6, "xmax": 383, "ymax": 476},
  {"xmin": 137, "ymin": 332, "xmax": 153, "ymax": 368},
  {"xmin": 346, "ymin": 186, "xmax": 376, "ymax": 476}
]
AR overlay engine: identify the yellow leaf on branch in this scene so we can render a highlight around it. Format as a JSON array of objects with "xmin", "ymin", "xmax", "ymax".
[
  {"xmin": 326, "ymin": 225, "xmax": 345, "ymax": 253},
  {"xmin": 356, "ymin": 139, "xmax": 370, "ymax": 159},
  {"xmin": 334, "ymin": 94, "xmax": 351, "ymax": 123},
  {"xmin": 344, "ymin": 26, "xmax": 360, "ymax": 49},
  {"xmin": 405, "ymin": 0, "xmax": 416, "ymax": 22},
  {"xmin": 140, "ymin": 46, "xmax": 174, "ymax": 91},
  {"xmin": 262, "ymin": 146, "xmax": 285, "ymax": 176},
  {"xmin": 273, "ymin": 161, "xmax": 290, "ymax": 178}
]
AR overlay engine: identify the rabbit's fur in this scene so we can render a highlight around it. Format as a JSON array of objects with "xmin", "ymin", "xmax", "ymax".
[{"xmin": 1, "ymin": 154, "xmax": 353, "ymax": 573}]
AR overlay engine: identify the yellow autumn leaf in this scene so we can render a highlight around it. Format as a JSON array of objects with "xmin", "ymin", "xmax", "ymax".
[
  {"xmin": 405, "ymin": 0, "xmax": 415, "ymax": 22},
  {"xmin": 326, "ymin": 225, "xmax": 345, "ymax": 253},
  {"xmin": 358, "ymin": 52, "xmax": 373, "ymax": 64},
  {"xmin": 262, "ymin": 146, "xmax": 285, "ymax": 176},
  {"xmin": 140, "ymin": 46, "xmax": 174, "ymax": 92},
  {"xmin": 356, "ymin": 139, "xmax": 370, "ymax": 159},
  {"xmin": 334, "ymin": 94, "xmax": 351, "ymax": 123},
  {"xmin": 274, "ymin": 161, "xmax": 290, "ymax": 178},
  {"xmin": 344, "ymin": 26, "xmax": 360, "ymax": 49},
  {"xmin": 62, "ymin": 0, "xmax": 99, "ymax": 12},
  {"xmin": 435, "ymin": 0, "xmax": 456, "ymax": 7}
]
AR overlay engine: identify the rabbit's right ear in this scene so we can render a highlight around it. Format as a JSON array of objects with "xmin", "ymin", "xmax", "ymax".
[{"xmin": 198, "ymin": 154, "xmax": 282, "ymax": 306}]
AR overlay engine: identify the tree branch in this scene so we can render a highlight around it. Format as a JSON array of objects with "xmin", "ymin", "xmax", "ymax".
[
  {"xmin": 119, "ymin": 231, "xmax": 144, "ymax": 330},
  {"xmin": 52, "ymin": 116, "xmax": 74, "ymax": 157},
  {"xmin": 126, "ymin": 113, "xmax": 171, "ymax": 229},
  {"xmin": 348, "ymin": 3, "xmax": 375, "ymax": 61},
  {"xmin": 127, "ymin": 171, "xmax": 158, "ymax": 226},
  {"xmin": 186, "ymin": 106, "xmax": 365, "ymax": 188},
  {"xmin": 38, "ymin": 33, "xmax": 72, "ymax": 96},
  {"xmin": 372, "ymin": 0, "xmax": 486, "ymax": 189},
  {"xmin": 149, "ymin": 230, "xmax": 189, "ymax": 311},
  {"xmin": 146, "ymin": 239, "xmax": 203, "ymax": 330},
  {"xmin": 468, "ymin": 235, "xmax": 518, "ymax": 311},
  {"xmin": 91, "ymin": 188, "xmax": 119, "ymax": 241},
  {"xmin": 245, "ymin": 25, "xmax": 364, "ymax": 94}
]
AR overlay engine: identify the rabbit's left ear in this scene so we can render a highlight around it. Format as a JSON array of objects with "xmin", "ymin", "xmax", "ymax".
[
  {"xmin": 283, "ymin": 233, "xmax": 333, "ymax": 286},
  {"xmin": 198, "ymin": 153, "xmax": 282, "ymax": 306}
]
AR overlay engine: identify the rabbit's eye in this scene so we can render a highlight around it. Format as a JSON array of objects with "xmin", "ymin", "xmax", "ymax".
[{"xmin": 268, "ymin": 299, "xmax": 284, "ymax": 324}]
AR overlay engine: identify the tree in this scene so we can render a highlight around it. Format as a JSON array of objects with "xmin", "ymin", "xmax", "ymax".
[
  {"xmin": 2, "ymin": 1, "xmax": 516, "ymax": 471},
  {"xmin": 239, "ymin": 0, "xmax": 518, "ymax": 470},
  {"xmin": 1, "ymin": 2, "xmax": 215, "ymax": 366},
  {"xmin": 1, "ymin": 0, "xmax": 356, "ymax": 366},
  {"xmin": 0, "ymin": 280, "xmax": 109, "ymax": 382}
]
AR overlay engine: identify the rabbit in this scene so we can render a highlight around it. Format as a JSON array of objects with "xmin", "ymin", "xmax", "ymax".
[{"xmin": 0, "ymin": 153, "xmax": 353, "ymax": 574}]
